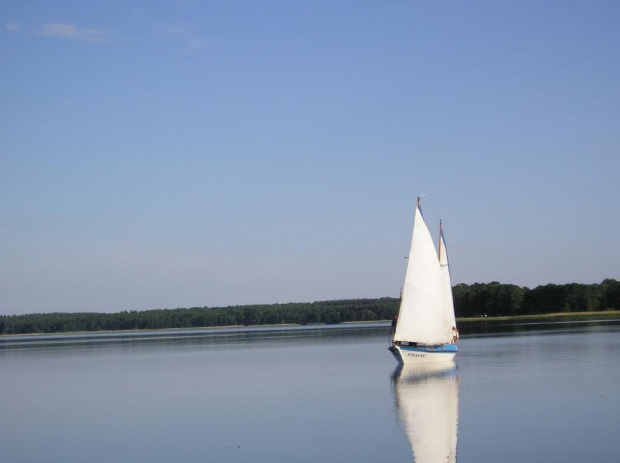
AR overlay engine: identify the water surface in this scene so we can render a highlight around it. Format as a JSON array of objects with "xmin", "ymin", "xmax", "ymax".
[{"xmin": 1, "ymin": 320, "xmax": 618, "ymax": 462}]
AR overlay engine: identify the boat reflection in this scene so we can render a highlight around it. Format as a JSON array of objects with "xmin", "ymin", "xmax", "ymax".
[{"xmin": 392, "ymin": 361, "xmax": 459, "ymax": 462}]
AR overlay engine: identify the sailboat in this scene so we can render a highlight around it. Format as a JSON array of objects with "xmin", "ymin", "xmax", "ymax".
[
  {"xmin": 392, "ymin": 362, "xmax": 459, "ymax": 462},
  {"xmin": 389, "ymin": 197, "xmax": 459, "ymax": 364}
]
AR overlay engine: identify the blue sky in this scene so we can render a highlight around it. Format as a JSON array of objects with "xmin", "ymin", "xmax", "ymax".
[{"xmin": 2, "ymin": 0, "xmax": 618, "ymax": 315}]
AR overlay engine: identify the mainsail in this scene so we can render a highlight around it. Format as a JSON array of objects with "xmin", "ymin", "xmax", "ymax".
[{"xmin": 393, "ymin": 204, "xmax": 454, "ymax": 345}]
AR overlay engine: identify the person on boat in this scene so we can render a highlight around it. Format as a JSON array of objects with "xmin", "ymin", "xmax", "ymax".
[{"xmin": 451, "ymin": 327, "xmax": 459, "ymax": 344}]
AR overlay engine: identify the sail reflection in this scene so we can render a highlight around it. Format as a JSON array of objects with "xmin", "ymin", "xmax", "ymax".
[{"xmin": 392, "ymin": 361, "xmax": 459, "ymax": 462}]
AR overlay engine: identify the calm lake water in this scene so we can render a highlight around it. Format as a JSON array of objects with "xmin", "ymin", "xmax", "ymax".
[{"xmin": 1, "ymin": 319, "xmax": 619, "ymax": 462}]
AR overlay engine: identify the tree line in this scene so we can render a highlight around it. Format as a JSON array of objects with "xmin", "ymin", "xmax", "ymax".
[
  {"xmin": 452, "ymin": 279, "xmax": 619, "ymax": 317},
  {"xmin": 1, "ymin": 279, "xmax": 618, "ymax": 335}
]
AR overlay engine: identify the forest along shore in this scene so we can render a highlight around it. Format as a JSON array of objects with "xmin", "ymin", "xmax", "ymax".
[
  {"xmin": 1, "ymin": 311, "xmax": 619, "ymax": 339},
  {"xmin": 1, "ymin": 280, "xmax": 618, "ymax": 336},
  {"xmin": 458, "ymin": 310, "xmax": 620, "ymax": 322}
]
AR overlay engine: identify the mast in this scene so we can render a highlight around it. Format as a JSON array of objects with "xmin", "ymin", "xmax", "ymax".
[{"xmin": 438, "ymin": 220, "xmax": 443, "ymax": 262}]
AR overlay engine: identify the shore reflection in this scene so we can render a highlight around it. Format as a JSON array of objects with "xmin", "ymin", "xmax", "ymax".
[{"xmin": 392, "ymin": 362, "xmax": 459, "ymax": 462}]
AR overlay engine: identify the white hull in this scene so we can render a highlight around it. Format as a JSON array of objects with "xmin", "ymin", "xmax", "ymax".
[{"xmin": 390, "ymin": 344, "xmax": 457, "ymax": 364}]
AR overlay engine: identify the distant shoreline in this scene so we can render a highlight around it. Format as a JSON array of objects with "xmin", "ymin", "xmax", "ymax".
[
  {"xmin": 457, "ymin": 310, "xmax": 620, "ymax": 323},
  {"xmin": 3, "ymin": 280, "xmax": 618, "ymax": 336},
  {"xmin": 1, "ymin": 311, "xmax": 618, "ymax": 338}
]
